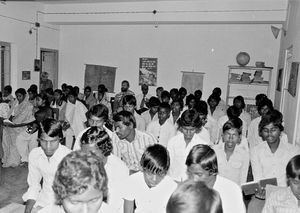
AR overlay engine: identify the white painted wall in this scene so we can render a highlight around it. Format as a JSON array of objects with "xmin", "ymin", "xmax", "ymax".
[
  {"xmin": 0, "ymin": 2, "xmax": 60, "ymax": 92},
  {"xmin": 59, "ymin": 24, "xmax": 280, "ymax": 100}
]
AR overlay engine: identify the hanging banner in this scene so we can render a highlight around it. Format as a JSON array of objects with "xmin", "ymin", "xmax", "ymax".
[{"xmin": 139, "ymin": 57, "xmax": 157, "ymax": 86}]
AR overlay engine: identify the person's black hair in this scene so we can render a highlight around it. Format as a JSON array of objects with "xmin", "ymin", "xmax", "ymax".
[
  {"xmin": 171, "ymin": 98, "xmax": 184, "ymax": 110},
  {"xmin": 84, "ymin": 86, "xmax": 92, "ymax": 92},
  {"xmin": 113, "ymin": 110, "xmax": 136, "ymax": 128},
  {"xmin": 186, "ymin": 144, "xmax": 218, "ymax": 175},
  {"xmin": 122, "ymin": 95, "xmax": 136, "ymax": 106},
  {"xmin": 222, "ymin": 117, "xmax": 243, "ymax": 135},
  {"xmin": 167, "ymin": 180, "xmax": 223, "ymax": 213},
  {"xmin": 45, "ymin": 88, "xmax": 54, "ymax": 96},
  {"xmin": 61, "ymin": 83, "xmax": 67, "ymax": 89},
  {"xmin": 38, "ymin": 118, "xmax": 63, "ymax": 140},
  {"xmin": 122, "ymin": 80, "xmax": 130, "ymax": 87},
  {"xmin": 233, "ymin": 95, "xmax": 246, "ymax": 109},
  {"xmin": 255, "ymin": 93, "xmax": 268, "ymax": 106},
  {"xmin": 4, "ymin": 85, "xmax": 12, "ymax": 94},
  {"xmin": 159, "ymin": 102, "xmax": 171, "ymax": 113},
  {"xmin": 226, "ymin": 105, "xmax": 241, "ymax": 118},
  {"xmin": 186, "ymin": 94, "xmax": 196, "ymax": 106},
  {"xmin": 148, "ymin": 97, "xmax": 161, "ymax": 108},
  {"xmin": 140, "ymin": 144, "xmax": 170, "ymax": 175},
  {"xmin": 73, "ymin": 86, "xmax": 80, "ymax": 95},
  {"xmin": 54, "ymin": 89, "xmax": 63, "ymax": 96},
  {"xmin": 68, "ymin": 88, "xmax": 78, "ymax": 98},
  {"xmin": 286, "ymin": 155, "xmax": 300, "ymax": 180},
  {"xmin": 257, "ymin": 98, "xmax": 274, "ymax": 113},
  {"xmin": 194, "ymin": 100, "xmax": 208, "ymax": 116},
  {"xmin": 259, "ymin": 109, "xmax": 284, "ymax": 133},
  {"xmin": 170, "ymin": 88, "xmax": 179, "ymax": 95},
  {"xmin": 212, "ymin": 87, "xmax": 222, "ymax": 97},
  {"xmin": 161, "ymin": 90, "xmax": 171, "ymax": 99},
  {"xmin": 177, "ymin": 109, "xmax": 202, "ymax": 129},
  {"xmin": 98, "ymin": 84, "xmax": 108, "ymax": 93},
  {"xmin": 194, "ymin": 90, "xmax": 202, "ymax": 100},
  {"xmin": 36, "ymin": 93, "xmax": 50, "ymax": 107},
  {"xmin": 86, "ymin": 104, "xmax": 109, "ymax": 122},
  {"xmin": 156, "ymin": 86, "xmax": 164, "ymax": 92},
  {"xmin": 15, "ymin": 88, "xmax": 26, "ymax": 96},
  {"xmin": 207, "ymin": 94, "xmax": 221, "ymax": 105}
]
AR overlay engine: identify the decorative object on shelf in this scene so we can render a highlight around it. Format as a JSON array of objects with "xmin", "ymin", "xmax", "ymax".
[
  {"xmin": 240, "ymin": 72, "xmax": 251, "ymax": 83},
  {"xmin": 252, "ymin": 70, "xmax": 264, "ymax": 83},
  {"xmin": 236, "ymin": 52, "xmax": 250, "ymax": 66},
  {"xmin": 255, "ymin": 61, "xmax": 265, "ymax": 68}
]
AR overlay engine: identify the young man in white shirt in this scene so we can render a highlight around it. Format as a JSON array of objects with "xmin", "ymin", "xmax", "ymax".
[
  {"xmin": 23, "ymin": 118, "xmax": 71, "ymax": 213},
  {"xmin": 186, "ymin": 144, "xmax": 246, "ymax": 213},
  {"xmin": 111, "ymin": 110, "xmax": 156, "ymax": 173},
  {"xmin": 123, "ymin": 94, "xmax": 146, "ymax": 131},
  {"xmin": 64, "ymin": 89, "xmax": 88, "ymax": 149},
  {"xmin": 40, "ymin": 150, "xmax": 114, "ymax": 213},
  {"xmin": 146, "ymin": 103, "xmax": 176, "ymax": 147},
  {"xmin": 73, "ymin": 104, "xmax": 112, "ymax": 151},
  {"xmin": 167, "ymin": 109, "xmax": 210, "ymax": 182},
  {"xmin": 123, "ymin": 144, "xmax": 177, "ymax": 213},
  {"xmin": 80, "ymin": 126, "xmax": 129, "ymax": 213},
  {"xmin": 213, "ymin": 118, "xmax": 249, "ymax": 185},
  {"xmin": 141, "ymin": 97, "xmax": 160, "ymax": 128},
  {"xmin": 136, "ymin": 84, "xmax": 152, "ymax": 114}
]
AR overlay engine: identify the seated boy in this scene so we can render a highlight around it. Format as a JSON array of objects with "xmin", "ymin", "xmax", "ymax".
[
  {"xmin": 80, "ymin": 126, "xmax": 129, "ymax": 213},
  {"xmin": 262, "ymin": 155, "xmax": 300, "ymax": 212},
  {"xmin": 123, "ymin": 144, "xmax": 177, "ymax": 213},
  {"xmin": 146, "ymin": 102, "xmax": 176, "ymax": 147},
  {"xmin": 23, "ymin": 118, "xmax": 71, "ymax": 213},
  {"xmin": 186, "ymin": 144, "xmax": 246, "ymax": 213},
  {"xmin": 213, "ymin": 118, "xmax": 249, "ymax": 185},
  {"xmin": 39, "ymin": 150, "xmax": 113, "ymax": 213}
]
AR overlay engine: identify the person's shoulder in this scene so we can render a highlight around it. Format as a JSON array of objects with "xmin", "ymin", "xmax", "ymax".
[
  {"xmin": 108, "ymin": 154, "xmax": 129, "ymax": 172},
  {"xmin": 136, "ymin": 129, "xmax": 155, "ymax": 139},
  {"xmin": 29, "ymin": 147, "xmax": 43, "ymax": 159},
  {"xmin": 215, "ymin": 175, "xmax": 241, "ymax": 191}
]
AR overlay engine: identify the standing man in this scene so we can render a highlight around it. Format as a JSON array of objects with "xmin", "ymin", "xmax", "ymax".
[
  {"xmin": 113, "ymin": 80, "xmax": 135, "ymax": 114},
  {"xmin": 136, "ymin": 84, "xmax": 152, "ymax": 114}
]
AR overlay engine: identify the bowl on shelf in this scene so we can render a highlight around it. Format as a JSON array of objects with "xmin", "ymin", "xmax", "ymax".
[{"xmin": 255, "ymin": 61, "xmax": 265, "ymax": 68}]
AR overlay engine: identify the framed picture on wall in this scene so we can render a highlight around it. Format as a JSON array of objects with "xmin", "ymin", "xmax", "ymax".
[
  {"xmin": 288, "ymin": 62, "xmax": 299, "ymax": 97},
  {"xmin": 139, "ymin": 57, "xmax": 157, "ymax": 86},
  {"xmin": 22, "ymin": 71, "xmax": 31, "ymax": 80}
]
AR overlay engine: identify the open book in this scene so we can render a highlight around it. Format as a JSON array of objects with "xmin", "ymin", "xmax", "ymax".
[{"xmin": 241, "ymin": 177, "xmax": 277, "ymax": 195}]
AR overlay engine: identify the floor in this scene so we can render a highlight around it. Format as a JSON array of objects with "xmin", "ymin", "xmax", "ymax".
[{"xmin": 0, "ymin": 165, "xmax": 28, "ymax": 208}]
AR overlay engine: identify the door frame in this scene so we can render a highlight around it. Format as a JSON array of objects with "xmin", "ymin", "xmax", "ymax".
[{"xmin": 40, "ymin": 48, "xmax": 59, "ymax": 90}]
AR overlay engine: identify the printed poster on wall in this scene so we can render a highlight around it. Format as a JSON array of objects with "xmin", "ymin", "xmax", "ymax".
[{"xmin": 139, "ymin": 57, "xmax": 157, "ymax": 86}]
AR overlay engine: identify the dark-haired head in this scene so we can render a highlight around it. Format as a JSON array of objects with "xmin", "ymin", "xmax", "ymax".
[
  {"xmin": 233, "ymin": 96, "xmax": 246, "ymax": 110},
  {"xmin": 177, "ymin": 109, "xmax": 202, "ymax": 129},
  {"xmin": 257, "ymin": 98, "xmax": 273, "ymax": 117},
  {"xmin": 207, "ymin": 94, "xmax": 221, "ymax": 108},
  {"xmin": 113, "ymin": 110, "xmax": 136, "ymax": 129},
  {"xmin": 259, "ymin": 109, "xmax": 284, "ymax": 134},
  {"xmin": 167, "ymin": 180, "xmax": 223, "ymax": 213}
]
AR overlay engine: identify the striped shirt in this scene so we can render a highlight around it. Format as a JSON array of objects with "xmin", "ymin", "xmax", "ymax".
[
  {"xmin": 111, "ymin": 129, "xmax": 156, "ymax": 171},
  {"xmin": 262, "ymin": 187, "xmax": 300, "ymax": 213}
]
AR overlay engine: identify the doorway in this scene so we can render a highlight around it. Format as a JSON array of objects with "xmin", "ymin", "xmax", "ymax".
[
  {"xmin": 0, "ymin": 42, "xmax": 11, "ymax": 91},
  {"xmin": 40, "ymin": 48, "xmax": 58, "ymax": 92}
]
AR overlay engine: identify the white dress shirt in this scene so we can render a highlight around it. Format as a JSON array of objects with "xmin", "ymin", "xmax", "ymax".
[
  {"xmin": 146, "ymin": 120, "xmax": 176, "ymax": 147},
  {"xmin": 122, "ymin": 172, "xmax": 177, "ymax": 213},
  {"xmin": 134, "ymin": 111, "xmax": 146, "ymax": 132},
  {"xmin": 141, "ymin": 110, "xmax": 158, "ymax": 128},
  {"xmin": 167, "ymin": 133, "xmax": 210, "ymax": 181},
  {"xmin": 213, "ymin": 175, "xmax": 246, "ymax": 213},
  {"xmin": 204, "ymin": 115, "xmax": 220, "ymax": 145},
  {"xmin": 105, "ymin": 154, "xmax": 129, "ymax": 213},
  {"xmin": 196, "ymin": 127, "xmax": 211, "ymax": 145},
  {"xmin": 111, "ymin": 130, "xmax": 157, "ymax": 171},
  {"xmin": 251, "ymin": 140, "xmax": 300, "ymax": 186},
  {"xmin": 23, "ymin": 144, "xmax": 71, "ymax": 208},
  {"xmin": 213, "ymin": 142, "xmax": 250, "ymax": 185}
]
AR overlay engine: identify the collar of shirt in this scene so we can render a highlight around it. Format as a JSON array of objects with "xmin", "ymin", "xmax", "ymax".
[{"xmin": 38, "ymin": 144, "xmax": 70, "ymax": 162}]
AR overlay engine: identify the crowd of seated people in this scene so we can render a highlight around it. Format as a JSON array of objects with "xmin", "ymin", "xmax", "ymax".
[{"xmin": 1, "ymin": 80, "xmax": 300, "ymax": 213}]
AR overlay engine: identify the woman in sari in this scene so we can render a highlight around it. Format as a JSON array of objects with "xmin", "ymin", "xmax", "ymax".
[{"xmin": 2, "ymin": 88, "xmax": 34, "ymax": 167}]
